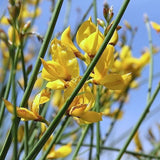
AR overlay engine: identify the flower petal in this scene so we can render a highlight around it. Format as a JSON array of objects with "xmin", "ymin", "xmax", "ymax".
[
  {"xmin": 101, "ymin": 73, "xmax": 132, "ymax": 90},
  {"xmin": 46, "ymin": 79, "xmax": 66, "ymax": 90},
  {"xmin": 47, "ymin": 143, "xmax": 72, "ymax": 159},
  {"xmin": 150, "ymin": 21, "xmax": 160, "ymax": 32},
  {"xmin": 3, "ymin": 99, "xmax": 38, "ymax": 121},
  {"xmin": 79, "ymin": 111, "xmax": 102, "ymax": 123},
  {"xmin": 61, "ymin": 26, "xmax": 80, "ymax": 54}
]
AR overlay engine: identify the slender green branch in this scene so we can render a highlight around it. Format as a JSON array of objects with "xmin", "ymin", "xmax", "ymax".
[
  {"xmin": 89, "ymin": 125, "xmax": 94, "ymax": 160},
  {"xmin": 11, "ymin": 45, "xmax": 20, "ymax": 160},
  {"xmin": 93, "ymin": 0, "xmax": 97, "ymax": 25},
  {"xmin": 72, "ymin": 125, "xmax": 90, "ymax": 160},
  {"xmin": 25, "ymin": 0, "xmax": 130, "ymax": 159},
  {"xmin": 20, "ymin": 32, "xmax": 29, "ymax": 158},
  {"xmin": 145, "ymin": 16, "xmax": 154, "ymax": 160},
  {"xmin": 96, "ymin": 87, "xmax": 100, "ymax": 160},
  {"xmin": 0, "ymin": 64, "xmax": 12, "ymax": 126},
  {"xmin": 116, "ymin": 82, "xmax": 160, "ymax": 160},
  {"xmin": 145, "ymin": 15, "xmax": 153, "ymax": 102}
]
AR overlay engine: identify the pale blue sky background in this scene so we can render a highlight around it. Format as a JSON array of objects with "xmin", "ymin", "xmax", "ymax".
[{"xmin": 0, "ymin": 0, "xmax": 160, "ymax": 159}]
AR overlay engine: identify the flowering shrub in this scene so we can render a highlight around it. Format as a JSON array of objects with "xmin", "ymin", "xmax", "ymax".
[{"xmin": 0, "ymin": 0, "xmax": 160, "ymax": 159}]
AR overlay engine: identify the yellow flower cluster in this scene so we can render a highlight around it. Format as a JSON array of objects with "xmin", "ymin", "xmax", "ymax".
[{"xmin": 40, "ymin": 18, "xmax": 131, "ymax": 124}]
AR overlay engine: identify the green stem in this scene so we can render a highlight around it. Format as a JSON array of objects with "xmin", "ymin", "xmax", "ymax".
[
  {"xmin": 11, "ymin": 46, "xmax": 20, "ymax": 160},
  {"xmin": 96, "ymin": 87, "xmax": 100, "ymax": 160},
  {"xmin": 72, "ymin": 125, "xmax": 90, "ymax": 160},
  {"xmin": 0, "ymin": 0, "xmax": 64, "ymax": 158},
  {"xmin": 40, "ymin": 116, "xmax": 70, "ymax": 160},
  {"xmin": 145, "ymin": 16, "xmax": 153, "ymax": 103},
  {"xmin": 24, "ymin": 122, "xmax": 29, "ymax": 157},
  {"xmin": 116, "ymin": 82, "xmax": 160, "ymax": 160},
  {"xmin": 89, "ymin": 125, "xmax": 94, "ymax": 160},
  {"xmin": 93, "ymin": 0, "xmax": 97, "ymax": 24},
  {"xmin": 145, "ymin": 16, "xmax": 154, "ymax": 160},
  {"xmin": 25, "ymin": 0, "xmax": 130, "ymax": 159},
  {"xmin": 20, "ymin": 35, "xmax": 29, "ymax": 158},
  {"xmin": 0, "ymin": 63, "xmax": 12, "ymax": 126}
]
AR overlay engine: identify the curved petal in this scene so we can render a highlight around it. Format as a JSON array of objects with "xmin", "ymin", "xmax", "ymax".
[
  {"xmin": 109, "ymin": 30, "xmax": 119, "ymax": 45},
  {"xmin": 76, "ymin": 18, "xmax": 96, "ymax": 45},
  {"xmin": 3, "ymin": 99, "xmax": 38, "ymax": 121},
  {"xmin": 46, "ymin": 80, "xmax": 66, "ymax": 90},
  {"xmin": 61, "ymin": 26, "xmax": 80, "ymax": 54},
  {"xmin": 94, "ymin": 44, "xmax": 114, "ymax": 78},
  {"xmin": 150, "ymin": 21, "xmax": 160, "ymax": 32},
  {"xmin": 39, "ymin": 88, "xmax": 51, "ymax": 104},
  {"xmin": 101, "ymin": 73, "xmax": 132, "ymax": 90},
  {"xmin": 79, "ymin": 111, "xmax": 102, "ymax": 123},
  {"xmin": 47, "ymin": 143, "xmax": 72, "ymax": 159}
]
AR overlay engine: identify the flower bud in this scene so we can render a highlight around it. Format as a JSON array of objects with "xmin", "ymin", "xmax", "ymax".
[
  {"xmin": 8, "ymin": 1, "xmax": 21, "ymax": 21},
  {"xmin": 23, "ymin": 20, "xmax": 31, "ymax": 32},
  {"xmin": 124, "ymin": 20, "xmax": 132, "ymax": 30},
  {"xmin": 97, "ymin": 18, "xmax": 105, "ymax": 28}
]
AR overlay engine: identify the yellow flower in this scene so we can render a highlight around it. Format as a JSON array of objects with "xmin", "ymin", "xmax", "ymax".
[
  {"xmin": 47, "ymin": 143, "xmax": 72, "ymax": 159},
  {"xmin": 8, "ymin": 26, "xmax": 20, "ymax": 46},
  {"xmin": 65, "ymin": 81, "xmax": 102, "ymax": 124},
  {"xmin": 18, "ymin": 125, "xmax": 24, "ymax": 142},
  {"xmin": 40, "ymin": 123, "xmax": 72, "ymax": 159},
  {"xmin": 51, "ymin": 90, "xmax": 64, "ymax": 109},
  {"xmin": 113, "ymin": 45, "xmax": 150, "ymax": 77},
  {"xmin": 3, "ymin": 89, "xmax": 51, "ymax": 124},
  {"xmin": 0, "ymin": 16, "xmax": 9, "ymax": 25},
  {"xmin": 76, "ymin": 18, "xmax": 104, "ymax": 57},
  {"xmin": 91, "ymin": 44, "xmax": 132, "ymax": 90},
  {"xmin": 61, "ymin": 26, "xmax": 84, "ymax": 60},
  {"xmin": 41, "ymin": 38, "xmax": 79, "ymax": 90},
  {"xmin": 150, "ymin": 21, "xmax": 160, "ymax": 32},
  {"xmin": 76, "ymin": 18, "xmax": 118, "ymax": 57}
]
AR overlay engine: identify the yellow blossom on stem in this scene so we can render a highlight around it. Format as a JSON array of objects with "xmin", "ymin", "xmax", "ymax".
[
  {"xmin": 40, "ymin": 123, "xmax": 72, "ymax": 159},
  {"xmin": 76, "ymin": 17, "xmax": 104, "ymax": 57},
  {"xmin": 61, "ymin": 26, "xmax": 85, "ymax": 60},
  {"xmin": 65, "ymin": 81, "xmax": 102, "ymax": 124},
  {"xmin": 90, "ymin": 44, "xmax": 132, "ymax": 90},
  {"xmin": 17, "ymin": 125, "xmax": 24, "ymax": 142},
  {"xmin": 150, "ymin": 21, "xmax": 160, "ymax": 33},
  {"xmin": 3, "ymin": 89, "xmax": 51, "ymax": 125},
  {"xmin": 113, "ymin": 45, "xmax": 150, "ymax": 77},
  {"xmin": 41, "ymin": 38, "xmax": 79, "ymax": 90},
  {"xmin": 47, "ymin": 143, "xmax": 72, "ymax": 159},
  {"xmin": 51, "ymin": 90, "xmax": 64, "ymax": 109},
  {"xmin": 8, "ymin": 26, "xmax": 20, "ymax": 46},
  {"xmin": 76, "ymin": 18, "xmax": 118, "ymax": 58}
]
